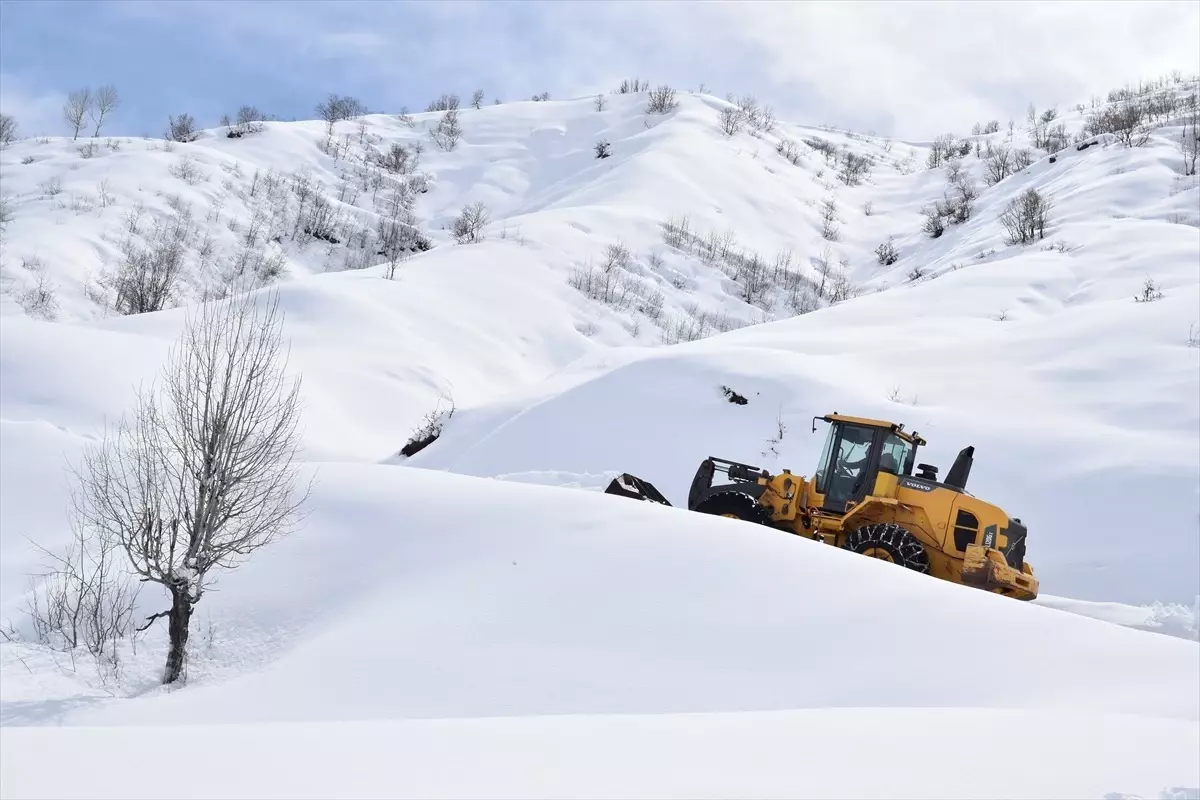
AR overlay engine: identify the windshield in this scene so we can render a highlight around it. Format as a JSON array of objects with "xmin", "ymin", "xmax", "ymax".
[
  {"xmin": 880, "ymin": 434, "xmax": 912, "ymax": 475},
  {"xmin": 824, "ymin": 424, "xmax": 875, "ymax": 507}
]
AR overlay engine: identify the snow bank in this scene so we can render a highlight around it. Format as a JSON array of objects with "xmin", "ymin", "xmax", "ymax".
[{"xmin": 3, "ymin": 707, "xmax": 1196, "ymax": 800}]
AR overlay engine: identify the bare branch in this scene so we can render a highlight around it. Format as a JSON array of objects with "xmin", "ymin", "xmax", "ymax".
[{"xmin": 89, "ymin": 84, "xmax": 120, "ymax": 137}]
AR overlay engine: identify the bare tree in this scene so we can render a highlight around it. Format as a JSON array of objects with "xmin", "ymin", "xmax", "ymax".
[
  {"xmin": 471, "ymin": 89, "xmax": 485, "ymax": 110},
  {"xmin": 88, "ymin": 84, "xmax": 120, "ymax": 137},
  {"xmin": 983, "ymin": 142, "xmax": 1014, "ymax": 185},
  {"xmin": 71, "ymin": 289, "xmax": 309, "ymax": 684},
  {"xmin": 926, "ymin": 133, "xmax": 956, "ymax": 169},
  {"xmin": 429, "ymin": 108, "xmax": 462, "ymax": 151},
  {"xmin": 316, "ymin": 94, "xmax": 365, "ymax": 140},
  {"xmin": 594, "ymin": 94, "xmax": 607, "ymax": 112},
  {"xmin": 64, "ymin": 87, "xmax": 93, "ymax": 140},
  {"xmin": 999, "ymin": 188, "xmax": 1052, "ymax": 245},
  {"xmin": 451, "ymin": 201, "xmax": 490, "ymax": 243},
  {"xmin": 1179, "ymin": 91, "xmax": 1199, "ymax": 176},
  {"xmin": 0, "ymin": 113, "xmax": 17, "ymax": 147}
]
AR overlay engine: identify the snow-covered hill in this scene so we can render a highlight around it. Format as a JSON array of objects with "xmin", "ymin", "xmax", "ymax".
[{"xmin": 1, "ymin": 80, "xmax": 1198, "ymax": 798}]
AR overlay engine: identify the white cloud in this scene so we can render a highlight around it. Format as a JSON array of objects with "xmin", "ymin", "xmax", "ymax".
[
  {"xmin": 0, "ymin": 73, "xmax": 66, "ymax": 137},
  {"xmin": 105, "ymin": 0, "xmax": 1200, "ymax": 139},
  {"xmin": 698, "ymin": 0, "xmax": 1200, "ymax": 137}
]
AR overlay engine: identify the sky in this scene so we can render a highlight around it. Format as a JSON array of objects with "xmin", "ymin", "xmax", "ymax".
[{"xmin": 1, "ymin": 0, "xmax": 1198, "ymax": 141}]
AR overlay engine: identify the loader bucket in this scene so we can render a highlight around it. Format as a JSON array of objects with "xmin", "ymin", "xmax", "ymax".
[{"xmin": 604, "ymin": 473, "xmax": 673, "ymax": 506}]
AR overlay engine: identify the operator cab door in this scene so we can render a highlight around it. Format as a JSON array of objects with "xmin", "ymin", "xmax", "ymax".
[{"xmin": 812, "ymin": 422, "xmax": 883, "ymax": 514}]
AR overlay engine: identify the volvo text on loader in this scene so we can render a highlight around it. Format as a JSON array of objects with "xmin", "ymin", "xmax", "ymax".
[{"xmin": 604, "ymin": 412, "xmax": 1039, "ymax": 600}]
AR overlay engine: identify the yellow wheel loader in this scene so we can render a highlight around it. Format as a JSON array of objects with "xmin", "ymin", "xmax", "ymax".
[{"xmin": 605, "ymin": 412, "xmax": 1039, "ymax": 600}]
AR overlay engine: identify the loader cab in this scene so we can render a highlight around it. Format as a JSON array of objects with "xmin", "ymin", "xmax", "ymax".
[{"xmin": 811, "ymin": 414, "xmax": 922, "ymax": 514}]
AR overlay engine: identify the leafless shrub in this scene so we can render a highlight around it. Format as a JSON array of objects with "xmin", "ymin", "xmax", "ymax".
[
  {"xmin": 1187, "ymin": 321, "xmax": 1199, "ymax": 347},
  {"xmin": 776, "ymin": 138, "xmax": 802, "ymax": 166},
  {"xmin": 18, "ymin": 272, "xmax": 60, "ymax": 320},
  {"xmin": 594, "ymin": 94, "xmax": 607, "ymax": 112},
  {"xmin": 22, "ymin": 516, "xmax": 140, "ymax": 679},
  {"xmin": 646, "ymin": 85, "xmax": 679, "ymax": 114},
  {"xmin": 430, "ymin": 108, "xmax": 463, "ymax": 151},
  {"xmin": 906, "ymin": 264, "xmax": 926, "ymax": 283},
  {"xmin": 0, "ymin": 113, "xmax": 17, "ymax": 147},
  {"xmin": 1134, "ymin": 277, "xmax": 1164, "ymax": 303},
  {"xmin": 718, "ymin": 106, "xmax": 743, "ymax": 136},
  {"xmin": 1013, "ymin": 147, "xmax": 1034, "ymax": 170},
  {"xmin": 106, "ymin": 138, "xmax": 121, "ymax": 152},
  {"xmin": 875, "ymin": 238, "xmax": 899, "ymax": 265},
  {"xmin": 819, "ymin": 196, "xmax": 840, "ymax": 241},
  {"xmin": 837, "ymin": 151, "xmax": 871, "ymax": 185},
  {"xmin": 227, "ymin": 105, "xmax": 267, "ymax": 138},
  {"xmin": 451, "ymin": 201, "xmax": 489, "ymax": 243},
  {"xmin": 397, "ymin": 108, "xmax": 415, "ymax": 127},
  {"xmin": 20, "ymin": 154, "xmax": 34, "ymax": 165},
  {"xmin": 757, "ymin": 105, "xmax": 776, "ymax": 133},
  {"xmin": 426, "ymin": 93, "xmax": 460, "ymax": 113},
  {"xmin": 379, "ymin": 142, "xmax": 412, "ymax": 174},
  {"xmin": 922, "ymin": 206, "xmax": 945, "ymax": 238},
  {"xmin": 88, "ymin": 84, "xmax": 120, "ymax": 137},
  {"xmin": 531, "ymin": 91, "xmax": 551, "ymax": 102},
  {"xmin": 735, "ymin": 95, "xmax": 760, "ymax": 129},
  {"xmin": 595, "ymin": 139, "xmax": 612, "ymax": 159},
  {"xmin": 617, "ymin": 78, "xmax": 648, "ymax": 93},
  {"xmin": 862, "ymin": 200, "xmax": 874, "ymax": 216},
  {"xmin": 940, "ymin": 162, "xmax": 978, "ymax": 223},
  {"xmin": 1084, "ymin": 98, "xmax": 1153, "ymax": 147},
  {"xmin": 70, "ymin": 289, "xmax": 308, "ymax": 684},
  {"xmin": 805, "ymin": 137, "xmax": 837, "ymax": 161},
  {"xmin": 999, "ymin": 188, "xmax": 1052, "ymax": 245},
  {"xmin": 983, "ymin": 142, "xmax": 1014, "ymax": 185},
  {"xmin": 40, "ymin": 176, "xmax": 63, "ymax": 197},
  {"xmin": 168, "ymin": 154, "xmax": 206, "ymax": 185},
  {"xmin": 64, "ymin": 87, "xmax": 92, "ymax": 140},
  {"xmin": 568, "ymin": 242, "xmax": 646, "ymax": 309},
  {"xmin": 471, "ymin": 89, "xmax": 485, "ymax": 110},
  {"xmin": 166, "ymin": 113, "xmax": 200, "ymax": 143},
  {"xmin": 399, "ymin": 391, "xmax": 456, "ymax": 457},
  {"xmin": 107, "ymin": 205, "xmax": 196, "ymax": 314},
  {"xmin": 77, "ymin": 141, "xmax": 98, "ymax": 159}
]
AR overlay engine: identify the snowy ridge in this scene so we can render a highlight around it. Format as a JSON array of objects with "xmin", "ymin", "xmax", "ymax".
[{"xmin": 1, "ymin": 79, "xmax": 1198, "ymax": 798}]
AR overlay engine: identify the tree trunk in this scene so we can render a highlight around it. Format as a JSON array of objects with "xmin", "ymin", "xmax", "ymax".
[{"xmin": 163, "ymin": 584, "xmax": 194, "ymax": 684}]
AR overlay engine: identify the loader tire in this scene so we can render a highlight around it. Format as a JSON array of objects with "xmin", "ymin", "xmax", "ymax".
[
  {"xmin": 845, "ymin": 522, "xmax": 930, "ymax": 573},
  {"xmin": 693, "ymin": 492, "xmax": 773, "ymax": 526}
]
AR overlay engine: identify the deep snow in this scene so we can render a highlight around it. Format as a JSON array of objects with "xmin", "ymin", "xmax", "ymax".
[{"xmin": 1, "ymin": 83, "xmax": 1198, "ymax": 797}]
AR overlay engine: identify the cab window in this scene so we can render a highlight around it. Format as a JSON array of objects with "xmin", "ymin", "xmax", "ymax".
[{"xmin": 880, "ymin": 434, "xmax": 912, "ymax": 475}]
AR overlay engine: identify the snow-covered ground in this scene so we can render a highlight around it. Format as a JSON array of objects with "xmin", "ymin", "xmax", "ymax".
[{"xmin": 1, "ymin": 82, "xmax": 1197, "ymax": 797}]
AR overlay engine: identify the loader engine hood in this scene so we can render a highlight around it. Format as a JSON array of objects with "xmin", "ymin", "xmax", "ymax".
[{"xmin": 979, "ymin": 517, "xmax": 1028, "ymax": 570}]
